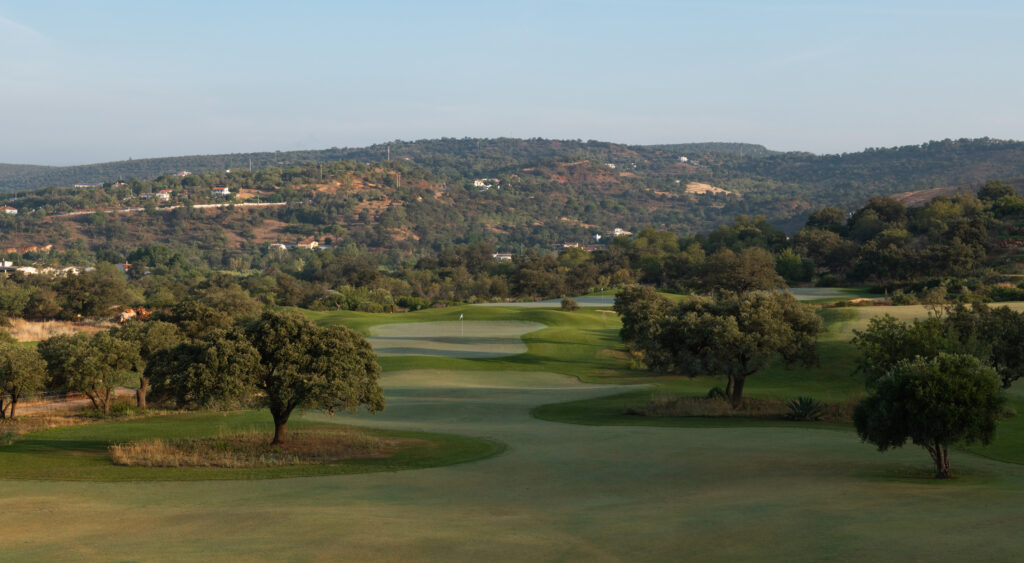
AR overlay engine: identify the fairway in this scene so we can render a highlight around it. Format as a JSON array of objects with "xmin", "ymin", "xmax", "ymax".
[
  {"xmin": 5, "ymin": 305, "xmax": 1024, "ymax": 561},
  {"xmin": 368, "ymin": 320, "xmax": 546, "ymax": 357}
]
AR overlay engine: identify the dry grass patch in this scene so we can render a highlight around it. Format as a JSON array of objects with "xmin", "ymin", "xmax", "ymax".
[
  {"xmin": 6, "ymin": 318, "xmax": 113, "ymax": 342},
  {"xmin": 685, "ymin": 182, "xmax": 735, "ymax": 196},
  {"xmin": 109, "ymin": 426, "xmax": 407, "ymax": 468}
]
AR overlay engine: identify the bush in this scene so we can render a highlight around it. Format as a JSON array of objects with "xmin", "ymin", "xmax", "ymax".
[
  {"xmin": 786, "ymin": 396, "xmax": 825, "ymax": 421},
  {"xmin": 81, "ymin": 401, "xmax": 137, "ymax": 419},
  {"xmin": 111, "ymin": 402, "xmax": 137, "ymax": 417},
  {"xmin": 706, "ymin": 387, "xmax": 728, "ymax": 400},
  {"xmin": 560, "ymin": 297, "xmax": 579, "ymax": 311},
  {"xmin": 889, "ymin": 289, "xmax": 919, "ymax": 305},
  {"xmin": 985, "ymin": 285, "xmax": 1024, "ymax": 302}
]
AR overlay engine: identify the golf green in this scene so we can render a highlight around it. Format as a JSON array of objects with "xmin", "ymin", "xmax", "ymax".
[{"xmin": 368, "ymin": 320, "xmax": 546, "ymax": 357}]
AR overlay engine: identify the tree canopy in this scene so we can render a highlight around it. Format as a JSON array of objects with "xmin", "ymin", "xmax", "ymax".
[
  {"xmin": 618, "ymin": 290, "xmax": 822, "ymax": 407},
  {"xmin": 854, "ymin": 353, "xmax": 1004, "ymax": 478},
  {"xmin": 0, "ymin": 344, "xmax": 46, "ymax": 418},
  {"xmin": 245, "ymin": 311, "xmax": 384, "ymax": 443}
]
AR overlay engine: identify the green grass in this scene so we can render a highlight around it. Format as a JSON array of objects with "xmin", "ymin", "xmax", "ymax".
[
  {"xmin": 5, "ymin": 302, "xmax": 1024, "ymax": 560},
  {"xmin": 0, "ymin": 410, "xmax": 503, "ymax": 481}
]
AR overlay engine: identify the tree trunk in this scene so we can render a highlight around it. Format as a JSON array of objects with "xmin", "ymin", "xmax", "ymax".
[
  {"xmin": 935, "ymin": 442, "xmax": 951, "ymax": 479},
  {"xmin": 271, "ymin": 408, "xmax": 293, "ymax": 445},
  {"xmin": 724, "ymin": 376, "xmax": 734, "ymax": 399},
  {"xmin": 926, "ymin": 442, "xmax": 952, "ymax": 478},
  {"xmin": 8, "ymin": 396, "xmax": 16, "ymax": 419},
  {"xmin": 729, "ymin": 376, "xmax": 746, "ymax": 409},
  {"xmin": 137, "ymin": 376, "xmax": 147, "ymax": 410},
  {"xmin": 103, "ymin": 389, "xmax": 111, "ymax": 416},
  {"xmin": 0, "ymin": 395, "xmax": 6, "ymax": 419}
]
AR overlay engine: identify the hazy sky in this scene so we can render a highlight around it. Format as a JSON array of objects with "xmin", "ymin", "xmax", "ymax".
[{"xmin": 2, "ymin": 0, "xmax": 1022, "ymax": 165}]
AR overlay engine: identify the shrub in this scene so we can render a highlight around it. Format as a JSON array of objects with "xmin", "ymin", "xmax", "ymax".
[
  {"xmin": 110, "ymin": 402, "xmax": 137, "ymax": 417},
  {"xmin": 786, "ymin": 396, "xmax": 825, "ymax": 421},
  {"xmin": 890, "ymin": 289, "xmax": 919, "ymax": 305},
  {"xmin": 560, "ymin": 297, "xmax": 580, "ymax": 311},
  {"xmin": 706, "ymin": 387, "xmax": 728, "ymax": 400}
]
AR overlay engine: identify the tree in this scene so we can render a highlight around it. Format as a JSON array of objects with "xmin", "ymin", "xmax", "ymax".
[
  {"xmin": 977, "ymin": 180, "xmax": 1017, "ymax": 202},
  {"xmin": 946, "ymin": 303, "xmax": 1024, "ymax": 389},
  {"xmin": 697, "ymin": 247, "xmax": 785, "ymax": 294},
  {"xmin": 0, "ymin": 344, "xmax": 46, "ymax": 418},
  {"xmin": 163, "ymin": 300, "xmax": 234, "ymax": 339},
  {"xmin": 245, "ymin": 311, "xmax": 384, "ymax": 444},
  {"xmin": 853, "ymin": 305, "xmax": 1024, "ymax": 390},
  {"xmin": 631, "ymin": 292, "xmax": 823, "ymax": 407},
  {"xmin": 614, "ymin": 285, "xmax": 672, "ymax": 352},
  {"xmin": 111, "ymin": 320, "xmax": 183, "ymax": 409},
  {"xmin": 854, "ymin": 354, "xmax": 1004, "ymax": 478},
  {"xmin": 56, "ymin": 263, "xmax": 131, "ymax": 319},
  {"xmin": 147, "ymin": 330, "xmax": 260, "ymax": 410},
  {"xmin": 851, "ymin": 314, "xmax": 955, "ymax": 388},
  {"xmin": 39, "ymin": 332, "xmax": 141, "ymax": 415}
]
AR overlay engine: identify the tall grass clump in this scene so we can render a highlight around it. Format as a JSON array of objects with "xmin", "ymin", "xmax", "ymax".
[{"xmin": 110, "ymin": 427, "xmax": 390, "ymax": 468}]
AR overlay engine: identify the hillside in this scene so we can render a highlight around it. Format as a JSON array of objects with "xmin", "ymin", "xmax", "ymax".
[{"xmin": 1, "ymin": 138, "xmax": 1023, "ymax": 253}]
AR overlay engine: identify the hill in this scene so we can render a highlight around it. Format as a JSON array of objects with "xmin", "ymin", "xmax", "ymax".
[
  {"xmin": 0, "ymin": 139, "xmax": 772, "ymax": 192},
  {"xmin": 2, "ymin": 137, "xmax": 1024, "ymax": 253}
]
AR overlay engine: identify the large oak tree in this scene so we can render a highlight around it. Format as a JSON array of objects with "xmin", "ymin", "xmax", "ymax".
[{"xmin": 246, "ymin": 311, "xmax": 384, "ymax": 444}]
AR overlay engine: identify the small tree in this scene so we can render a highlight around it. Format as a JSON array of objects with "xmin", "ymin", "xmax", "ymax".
[
  {"xmin": 560, "ymin": 297, "xmax": 579, "ymax": 311},
  {"xmin": 854, "ymin": 354, "xmax": 1004, "ymax": 478},
  {"xmin": 39, "ymin": 332, "xmax": 140, "ymax": 415},
  {"xmin": 0, "ymin": 344, "xmax": 46, "ymax": 418},
  {"xmin": 246, "ymin": 311, "xmax": 384, "ymax": 444}
]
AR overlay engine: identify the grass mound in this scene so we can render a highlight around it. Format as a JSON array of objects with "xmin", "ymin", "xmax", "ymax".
[
  {"xmin": 0, "ymin": 410, "xmax": 504, "ymax": 481},
  {"xmin": 110, "ymin": 426, "xmax": 397, "ymax": 468}
]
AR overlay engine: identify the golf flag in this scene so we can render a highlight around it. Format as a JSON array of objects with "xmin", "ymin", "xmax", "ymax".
[{"xmin": 459, "ymin": 314, "xmax": 464, "ymax": 320}]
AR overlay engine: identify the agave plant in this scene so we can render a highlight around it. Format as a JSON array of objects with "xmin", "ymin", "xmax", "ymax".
[{"xmin": 786, "ymin": 396, "xmax": 825, "ymax": 421}]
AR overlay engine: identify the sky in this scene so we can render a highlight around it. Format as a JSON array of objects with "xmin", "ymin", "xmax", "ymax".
[{"xmin": 1, "ymin": 0, "xmax": 1023, "ymax": 165}]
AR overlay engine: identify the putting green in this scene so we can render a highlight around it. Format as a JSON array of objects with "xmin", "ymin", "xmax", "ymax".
[{"xmin": 368, "ymin": 320, "xmax": 546, "ymax": 357}]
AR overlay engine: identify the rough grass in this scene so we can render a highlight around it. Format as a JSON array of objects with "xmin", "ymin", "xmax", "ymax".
[{"xmin": 109, "ymin": 426, "xmax": 390, "ymax": 468}]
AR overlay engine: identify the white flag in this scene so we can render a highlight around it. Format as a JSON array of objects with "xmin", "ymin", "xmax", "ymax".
[{"xmin": 459, "ymin": 314, "xmax": 464, "ymax": 320}]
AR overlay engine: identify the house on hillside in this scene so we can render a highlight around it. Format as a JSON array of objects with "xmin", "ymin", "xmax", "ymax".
[
  {"xmin": 296, "ymin": 239, "xmax": 319, "ymax": 250},
  {"xmin": 268, "ymin": 243, "xmax": 288, "ymax": 251},
  {"xmin": 156, "ymin": 189, "xmax": 172, "ymax": 201},
  {"xmin": 492, "ymin": 253, "xmax": 513, "ymax": 261},
  {"xmin": 211, "ymin": 186, "xmax": 231, "ymax": 196},
  {"xmin": 0, "ymin": 206, "xmax": 17, "ymax": 215},
  {"xmin": 176, "ymin": 170, "xmax": 192, "ymax": 177}
]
